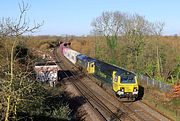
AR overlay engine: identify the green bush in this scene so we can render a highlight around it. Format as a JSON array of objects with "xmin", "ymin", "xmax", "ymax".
[{"xmin": 49, "ymin": 105, "xmax": 71, "ymax": 120}]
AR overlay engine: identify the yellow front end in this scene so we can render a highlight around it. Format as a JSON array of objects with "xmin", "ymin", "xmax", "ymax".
[
  {"xmin": 112, "ymin": 71, "xmax": 138, "ymax": 99},
  {"xmin": 87, "ymin": 62, "xmax": 95, "ymax": 74},
  {"xmin": 119, "ymin": 82, "xmax": 139, "ymax": 97}
]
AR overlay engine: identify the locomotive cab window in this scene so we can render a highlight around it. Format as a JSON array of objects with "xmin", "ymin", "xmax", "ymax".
[{"xmin": 120, "ymin": 76, "xmax": 135, "ymax": 83}]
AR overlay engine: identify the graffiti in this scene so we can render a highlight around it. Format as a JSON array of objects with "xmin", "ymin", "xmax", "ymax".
[{"xmin": 34, "ymin": 62, "xmax": 59, "ymax": 87}]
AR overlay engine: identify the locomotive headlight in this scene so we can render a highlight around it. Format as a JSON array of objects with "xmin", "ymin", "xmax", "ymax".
[
  {"xmin": 133, "ymin": 87, "xmax": 138, "ymax": 92},
  {"xmin": 133, "ymin": 87, "xmax": 138, "ymax": 95},
  {"xmin": 120, "ymin": 87, "xmax": 124, "ymax": 92}
]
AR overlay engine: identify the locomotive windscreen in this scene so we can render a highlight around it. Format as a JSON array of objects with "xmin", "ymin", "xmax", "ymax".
[{"xmin": 120, "ymin": 76, "xmax": 135, "ymax": 83}]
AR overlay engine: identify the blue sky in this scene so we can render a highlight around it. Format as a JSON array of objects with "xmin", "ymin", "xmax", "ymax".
[{"xmin": 0, "ymin": 0, "xmax": 180, "ymax": 36}]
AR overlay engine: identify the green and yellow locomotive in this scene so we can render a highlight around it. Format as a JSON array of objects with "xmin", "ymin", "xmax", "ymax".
[
  {"xmin": 61, "ymin": 43, "xmax": 139, "ymax": 100},
  {"xmin": 76, "ymin": 54, "xmax": 139, "ymax": 100}
]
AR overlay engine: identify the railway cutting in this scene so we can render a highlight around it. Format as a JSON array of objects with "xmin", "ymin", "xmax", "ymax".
[{"xmin": 52, "ymin": 44, "xmax": 172, "ymax": 121}]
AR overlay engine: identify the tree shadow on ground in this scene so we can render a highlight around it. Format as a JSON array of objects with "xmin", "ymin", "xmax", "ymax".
[
  {"xmin": 17, "ymin": 90, "xmax": 87, "ymax": 121},
  {"xmin": 44, "ymin": 91, "xmax": 87, "ymax": 121},
  {"xmin": 59, "ymin": 92, "xmax": 88, "ymax": 121},
  {"xmin": 58, "ymin": 70, "xmax": 80, "ymax": 81}
]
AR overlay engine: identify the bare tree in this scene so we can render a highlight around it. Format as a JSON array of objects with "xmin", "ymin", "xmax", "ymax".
[
  {"xmin": 91, "ymin": 11, "xmax": 126, "ymax": 64},
  {"xmin": 91, "ymin": 11, "xmax": 125, "ymax": 36},
  {"xmin": 91, "ymin": 11, "xmax": 164, "ymax": 71},
  {"xmin": 124, "ymin": 14, "xmax": 151, "ymax": 70},
  {"xmin": 0, "ymin": 2, "xmax": 43, "ymax": 121}
]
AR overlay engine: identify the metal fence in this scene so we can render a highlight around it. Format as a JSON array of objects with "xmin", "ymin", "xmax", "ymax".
[{"xmin": 138, "ymin": 75, "xmax": 172, "ymax": 92}]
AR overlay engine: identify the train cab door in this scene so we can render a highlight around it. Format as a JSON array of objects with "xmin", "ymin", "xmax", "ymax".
[
  {"xmin": 87, "ymin": 62, "xmax": 95, "ymax": 74},
  {"xmin": 112, "ymin": 71, "xmax": 120, "ymax": 92}
]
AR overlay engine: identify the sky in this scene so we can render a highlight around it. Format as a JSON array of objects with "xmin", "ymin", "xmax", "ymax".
[{"xmin": 0, "ymin": 0, "xmax": 180, "ymax": 36}]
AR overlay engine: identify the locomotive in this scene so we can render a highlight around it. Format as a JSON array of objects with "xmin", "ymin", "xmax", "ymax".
[{"xmin": 60, "ymin": 43, "xmax": 139, "ymax": 100}]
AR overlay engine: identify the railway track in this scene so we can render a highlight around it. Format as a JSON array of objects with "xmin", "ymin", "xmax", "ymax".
[
  {"xmin": 53, "ymin": 47, "xmax": 171, "ymax": 121},
  {"xmin": 54, "ymin": 48, "xmax": 126, "ymax": 121},
  {"xmin": 87, "ymin": 74, "xmax": 172, "ymax": 121}
]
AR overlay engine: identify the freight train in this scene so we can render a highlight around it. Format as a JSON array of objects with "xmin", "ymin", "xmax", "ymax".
[{"xmin": 60, "ymin": 43, "xmax": 139, "ymax": 100}]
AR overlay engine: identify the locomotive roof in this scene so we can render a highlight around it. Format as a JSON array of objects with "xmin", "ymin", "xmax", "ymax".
[
  {"xmin": 77, "ymin": 54, "xmax": 135, "ymax": 77},
  {"xmin": 95, "ymin": 60, "xmax": 136, "ymax": 77}
]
